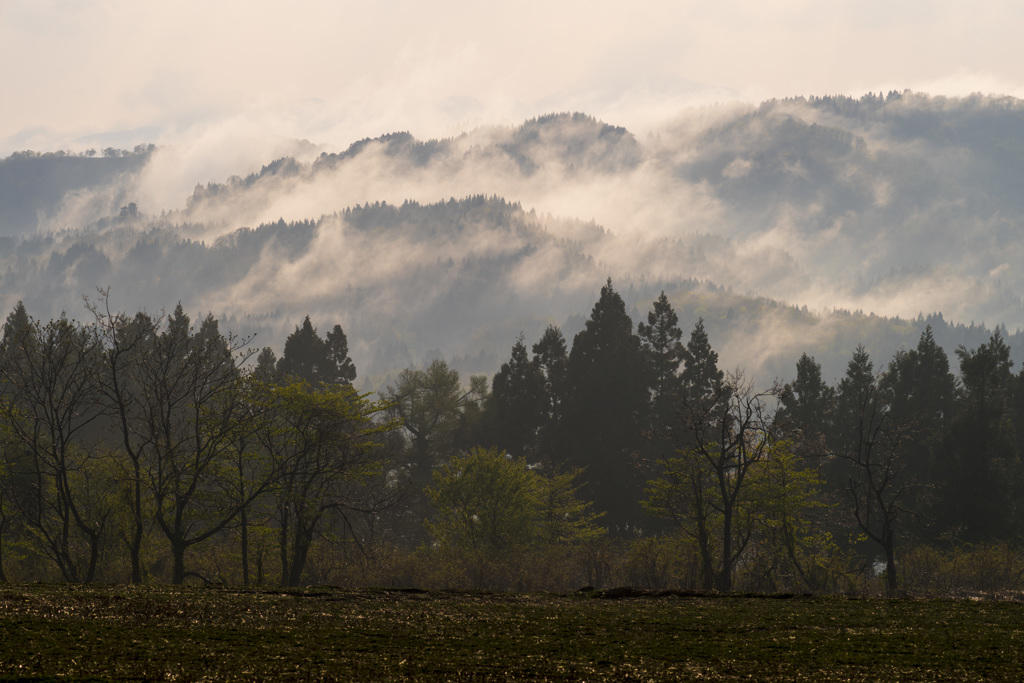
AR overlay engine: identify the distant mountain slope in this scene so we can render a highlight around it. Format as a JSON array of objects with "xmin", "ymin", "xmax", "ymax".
[
  {"xmin": 3, "ymin": 98, "xmax": 1024, "ymax": 386},
  {"xmin": 0, "ymin": 196, "xmax": 646, "ymax": 384},
  {"xmin": 168, "ymin": 97, "xmax": 1024, "ymax": 331},
  {"xmin": 0, "ymin": 147, "xmax": 153, "ymax": 236},
  {"xmin": 0, "ymin": 194, "xmax": 1017, "ymax": 390}
]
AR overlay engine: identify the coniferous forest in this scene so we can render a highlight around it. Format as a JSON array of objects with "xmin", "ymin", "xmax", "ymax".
[{"xmin": 3, "ymin": 279, "xmax": 1024, "ymax": 599}]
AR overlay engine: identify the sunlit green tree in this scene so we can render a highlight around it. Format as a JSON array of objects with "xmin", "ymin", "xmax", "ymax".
[{"xmin": 427, "ymin": 446, "xmax": 602, "ymax": 553}]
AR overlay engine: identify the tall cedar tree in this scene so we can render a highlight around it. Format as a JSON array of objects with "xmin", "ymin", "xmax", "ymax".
[
  {"xmin": 823, "ymin": 345, "xmax": 877, "ymax": 489},
  {"xmin": 879, "ymin": 326, "xmax": 956, "ymax": 534},
  {"xmin": 679, "ymin": 318, "xmax": 724, "ymax": 407},
  {"xmin": 829, "ymin": 345, "xmax": 874, "ymax": 454},
  {"xmin": 779, "ymin": 353, "xmax": 835, "ymax": 443},
  {"xmin": 561, "ymin": 279, "xmax": 651, "ymax": 531},
  {"xmin": 938, "ymin": 332, "xmax": 1020, "ymax": 540},
  {"xmin": 483, "ymin": 335, "xmax": 546, "ymax": 459},
  {"xmin": 532, "ymin": 325, "xmax": 569, "ymax": 460},
  {"xmin": 638, "ymin": 292, "xmax": 685, "ymax": 441}
]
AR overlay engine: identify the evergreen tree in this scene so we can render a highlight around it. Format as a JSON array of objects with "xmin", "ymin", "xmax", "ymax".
[
  {"xmin": 561, "ymin": 279, "xmax": 651, "ymax": 531},
  {"xmin": 277, "ymin": 316, "xmax": 356, "ymax": 386},
  {"xmin": 532, "ymin": 325, "xmax": 569, "ymax": 458},
  {"xmin": 879, "ymin": 326, "xmax": 956, "ymax": 504},
  {"xmin": 638, "ymin": 292, "xmax": 684, "ymax": 439},
  {"xmin": 1, "ymin": 301, "xmax": 29, "ymax": 343},
  {"xmin": 881, "ymin": 327, "xmax": 956, "ymax": 428},
  {"xmin": 483, "ymin": 335, "xmax": 546, "ymax": 459},
  {"xmin": 779, "ymin": 352, "xmax": 835, "ymax": 441},
  {"xmin": 938, "ymin": 332, "xmax": 1018, "ymax": 540},
  {"xmin": 325, "ymin": 324, "xmax": 357, "ymax": 385},
  {"xmin": 254, "ymin": 347, "xmax": 278, "ymax": 382},
  {"xmin": 679, "ymin": 318, "xmax": 724, "ymax": 408},
  {"xmin": 832, "ymin": 345, "xmax": 875, "ymax": 451}
]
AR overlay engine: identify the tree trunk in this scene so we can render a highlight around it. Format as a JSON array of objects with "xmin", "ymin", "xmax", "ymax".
[
  {"xmin": 171, "ymin": 541, "xmax": 187, "ymax": 585},
  {"xmin": 0, "ymin": 529, "xmax": 8, "ymax": 583},
  {"xmin": 696, "ymin": 521, "xmax": 714, "ymax": 590},
  {"xmin": 84, "ymin": 527, "xmax": 101, "ymax": 583},
  {"xmin": 130, "ymin": 462, "xmax": 143, "ymax": 584},
  {"xmin": 286, "ymin": 521, "xmax": 317, "ymax": 588},
  {"xmin": 278, "ymin": 507, "xmax": 290, "ymax": 586},
  {"xmin": 718, "ymin": 507, "xmax": 733, "ymax": 592},
  {"xmin": 884, "ymin": 531, "xmax": 898, "ymax": 597},
  {"xmin": 240, "ymin": 507, "xmax": 250, "ymax": 587}
]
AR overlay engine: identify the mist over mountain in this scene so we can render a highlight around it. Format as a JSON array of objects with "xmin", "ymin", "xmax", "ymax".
[
  {"xmin": 3, "ymin": 94, "xmax": 1024, "ymax": 387},
  {"xmin": 0, "ymin": 146, "xmax": 155, "ymax": 235}
]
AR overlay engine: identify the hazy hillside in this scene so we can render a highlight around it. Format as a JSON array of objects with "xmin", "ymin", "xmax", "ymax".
[
  {"xmin": 0, "ymin": 147, "xmax": 154, "ymax": 235},
  {"xmin": 3, "ymin": 95, "xmax": 1024, "ymax": 387}
]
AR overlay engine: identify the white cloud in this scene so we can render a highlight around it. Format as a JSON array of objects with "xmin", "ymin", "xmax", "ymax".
[{"xmin": 6, "ymin": 0, "xmax": 1024, "ymax": 157}]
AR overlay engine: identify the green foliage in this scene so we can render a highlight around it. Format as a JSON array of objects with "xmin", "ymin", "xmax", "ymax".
[
  {"xmin": 427, "ymin": 446, "xmax": 602, "ymax": 554},
  {"xmin": 427, "ymin": 446, "xmax": 530, "ymax": 552},
  {"xmin": 386, "ymin": 359, "xmax": 486, "ymax": 487},
  {"xmin": 745, "ymin": 443, "xmax": 843, "ymax": 593},
  {"xmin": 246, "ymin": 378, "xmax": 393, "ymax": 586}
]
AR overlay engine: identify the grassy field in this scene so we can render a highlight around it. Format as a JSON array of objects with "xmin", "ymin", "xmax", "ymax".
[{"xmin": 1, "ymin": 585, "xmax": 1023, "ymax": 681}]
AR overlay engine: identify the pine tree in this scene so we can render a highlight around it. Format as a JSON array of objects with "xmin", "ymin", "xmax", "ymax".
[
  {"xmin": 254, "ymin": 347, "xmax": 278, "ymax": 382},
  {"xmin": 1, "ymin": 301, "xmax": 29, "ymax": 343}
]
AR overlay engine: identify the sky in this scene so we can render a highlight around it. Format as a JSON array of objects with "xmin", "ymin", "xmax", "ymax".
[{"xmin": 3, "ymin": 0, "xmax": 1024, "ymax": 159}]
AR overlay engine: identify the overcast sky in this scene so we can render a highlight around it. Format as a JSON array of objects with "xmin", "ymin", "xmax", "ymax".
[{"xmin": 3, "ymin": 0, "xmax": 1023, "ymax": 157}]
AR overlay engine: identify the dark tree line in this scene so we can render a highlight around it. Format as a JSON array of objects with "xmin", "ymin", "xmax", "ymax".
[
  {"xmin": 462, "ymin": 282, "xmax": 1024, "ymax": 594},
  {"xmin": 0, "ymin": 300, "xmax": 388, "ymax": 586},
  {"xmin": 4, "ymin": 282, "xmax": 1024, "ymax": 594}
]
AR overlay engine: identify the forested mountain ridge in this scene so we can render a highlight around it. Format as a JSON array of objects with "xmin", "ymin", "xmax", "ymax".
[
  {"xmin": 0, "ymin": 146, "xmax": 154, "ymax": 235},
  {"xmin": 3, "ymin": 96, "xmax": 1024, "ymax": 386},
  {"xmin": 0, "ymin": 196, "xmax": 1016, "ymax": 390}
]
